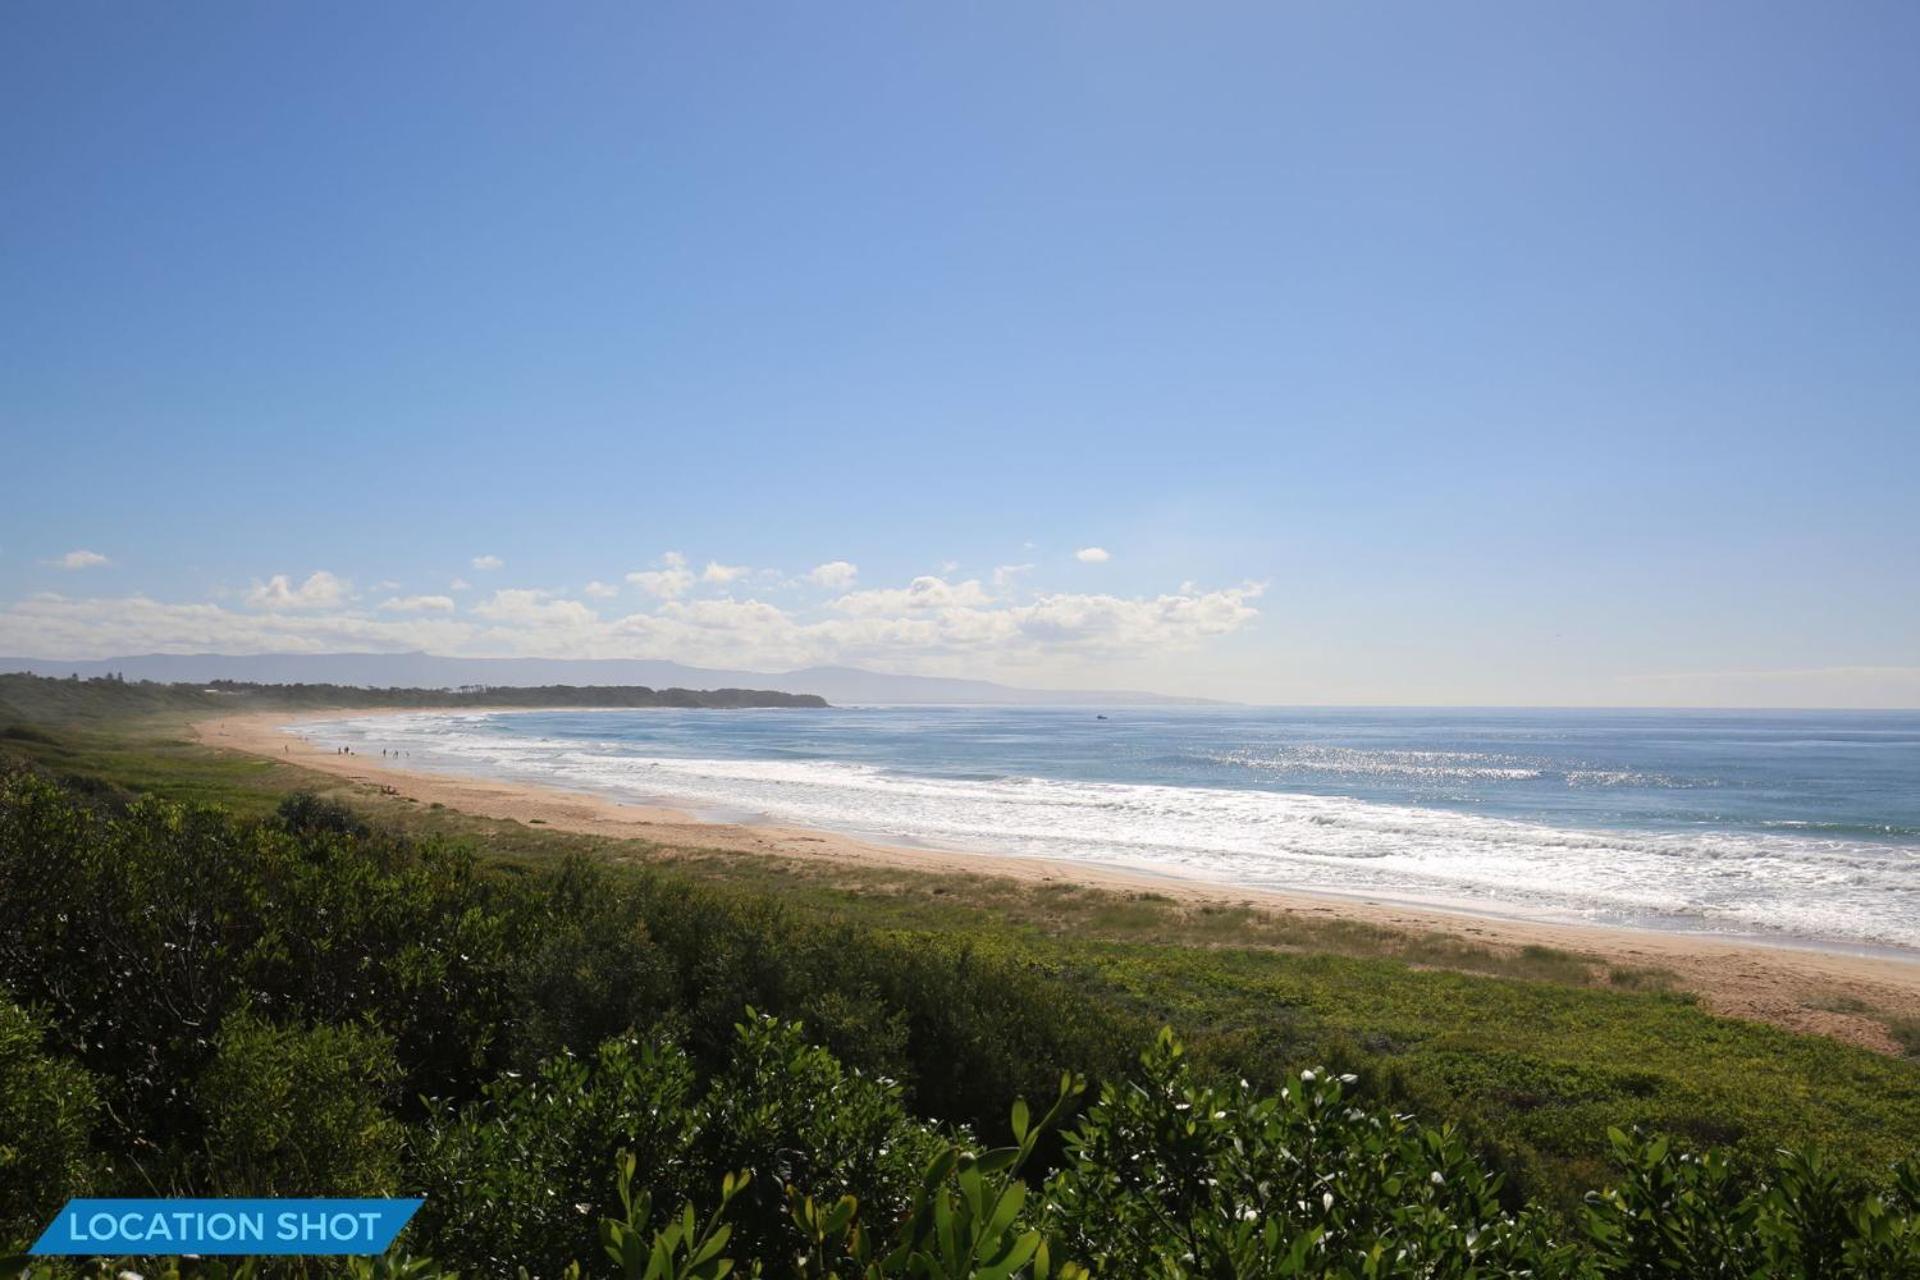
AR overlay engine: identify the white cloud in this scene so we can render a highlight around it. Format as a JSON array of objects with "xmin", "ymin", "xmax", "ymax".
[
  {"xmin": 6, "ymin": 594, "xmax": 472, "ymax": 658},
  {"xmin": 471, "ymin": 554, "xmax": 505, "ymax": 571},
  {"xmin": 627, "ymin": 552, "xmax": 695, "ymax": 599},
  {"xmin": 448, "ymin": 577, "xmax": 472, "ymax": 592},
  {"xmin": 246, "ymin": 571, "xmax": 350, "ymax": 611},
  {"xmin": 471, "ymin": 589, "xmax": 598, "ymax": 627},
  {"xmin": 583, "ymin": 580, "xmax": 620, "ymax": 599},
  {"xmin": 0, "ymin": 573, "xmax": 1262, "ymax": 682},
  {"xmin": 627, "ymin": 568, "xmax": 692, "ymax": 598},
  {"xmin": 806, "ymin": 560, "xmax": 859, "ymax": 589},
  {"xmin": 47, "ymin": 549, "xmax": 111, "ymax": 570},
  {"xmin": 834, "ymin": 576, "xmax": 995, "ymax": 616},
  {"xmin": 380, "ymin": 594, "xmax": 456, "ymax": 614},
  {"xmin": 703, "ymin": 561, "xmax": 750, "ymax": 585},
  {"xmin": 992, "ymin": 563, "xmax": 1036, "ymax": 589},
  {"xmin": 1075, "ymin": 547, "xmax": 1111, "ymax": 564},
  {"xmin": 1009, "ymin": 583, "xmax": 1263, "ymax": 653}
]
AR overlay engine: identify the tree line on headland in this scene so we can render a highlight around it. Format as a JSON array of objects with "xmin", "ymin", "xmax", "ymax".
[{"xmin": 0, "ymin": 671, "xmax": 827, "ymax": 725}]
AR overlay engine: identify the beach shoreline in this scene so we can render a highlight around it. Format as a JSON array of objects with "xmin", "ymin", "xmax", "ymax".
[{"xmin": 195, "ymin": 707, "xmax": 1920, "ymax": 1054}]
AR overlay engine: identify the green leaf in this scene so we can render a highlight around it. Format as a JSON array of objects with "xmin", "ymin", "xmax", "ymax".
[{"xmin": 691, "ymin": 1222, "xmax": 732, "ymax": 1266}]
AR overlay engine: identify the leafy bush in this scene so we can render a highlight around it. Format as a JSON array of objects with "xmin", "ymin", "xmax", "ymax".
[
  {"xmin": 575, "ymin": 1034, "xmax": 1920, "ymax": 1278},
  {"xmin": 275, "ymin": 790, "xmax": 371, "ymax": 839},
  {"xmin": 412, "ymin": 1030, "xmax": 703, "ymax": 1273},
  {"xmin": 509, "ymin": 855, "xmax": 679, "ymax": 1064},
  {"xmin": 697, "ymin": 1012, "xmax": 947, "ymax": 1261},
  {"xmin": 412, "ymin": 1013, "xmax": 945, "ymax": 1273},
  {"xmin": 1042, "ymin": 1029, "xmax": 1565, "ymax": 1276},
  {"xmin": 0, "ymin": 768, "xmax": 1137, "ymax": 1168},
  {"xmin": 1585, "ymin": 1130, "xmax": 1920, "ymax": 1278},
  {"xmin": 7, "ymin": 1022, "xmax": 1920, "ymax": 1277},
  {"xmin": 0, "ymin": 997, "xmax": 98, "ymax": 1244},
  {"xmin": 197, "ymin": 1010, "xmax": 405, "ymax": 1196}
]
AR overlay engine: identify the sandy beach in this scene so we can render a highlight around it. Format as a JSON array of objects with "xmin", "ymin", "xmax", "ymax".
[{"xmin": 196, "ymin": 708, "xmax": 1920, "ymax": 1054}]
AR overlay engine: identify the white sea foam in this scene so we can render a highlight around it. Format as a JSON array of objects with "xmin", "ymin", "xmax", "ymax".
[{"xmin": 296, "ymin": 712, "xmax": 1920, "ymax": 950}]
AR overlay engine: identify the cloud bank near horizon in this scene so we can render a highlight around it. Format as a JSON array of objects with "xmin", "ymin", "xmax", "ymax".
[{"xmin": 0, "ymin": 560, "xmax": 1265, "ymax": 680}]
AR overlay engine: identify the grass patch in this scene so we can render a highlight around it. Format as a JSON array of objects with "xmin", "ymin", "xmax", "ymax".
[
  {"xmin": 1888, "ymin": 1017, "xmax": 1920, "ymax": 1060},
  {"xmin": 1609, "ymin": 964, "xmax": 1683, "ymax": 992},
  {"xmin": 0, "ymin": 713, "xmax": 323, "ymax": 816}
]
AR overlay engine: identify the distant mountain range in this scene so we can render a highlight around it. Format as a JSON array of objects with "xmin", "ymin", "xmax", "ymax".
[{"xmin": 0, "ymin": 652, "xmax": 1220, "ymax": 706}]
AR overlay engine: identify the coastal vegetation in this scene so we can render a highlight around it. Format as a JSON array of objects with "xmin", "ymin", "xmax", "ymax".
[
  {"xmin": 0, "ymin": 672, "xmax": 826, "ymax": 724},
  {"xmin": 1, "ymin": 676, "xmax": 1918, "ymax": 1274}
]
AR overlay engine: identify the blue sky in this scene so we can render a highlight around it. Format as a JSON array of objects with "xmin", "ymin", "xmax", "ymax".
[{"xmin": 2, "ymin": 2, "xmax": 1916, "ymax": 704}]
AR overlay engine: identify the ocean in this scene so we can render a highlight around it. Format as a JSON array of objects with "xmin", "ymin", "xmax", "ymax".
[{"xmin": 295, "ymin": 705, "xmax": 1920, "ymax": 951}]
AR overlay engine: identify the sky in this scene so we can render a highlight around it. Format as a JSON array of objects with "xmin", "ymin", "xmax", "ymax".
[{"xmin": 2, "ymin": 2, "xmax": 1916, "ymax": 706}]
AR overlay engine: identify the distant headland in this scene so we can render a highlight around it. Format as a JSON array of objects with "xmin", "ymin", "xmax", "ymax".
[
  {"xmin": 0, "ymin": 651, "xmax": 1223, "ymax": 706},
  {"xmin": 0, "ymin": 671, "xmax": 826, "ymax": 725}
]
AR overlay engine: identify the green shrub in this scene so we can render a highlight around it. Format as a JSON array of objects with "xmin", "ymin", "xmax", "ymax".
[
  {"xmin": 697, "ymin": 1011, "xmax": 947, "ymax": 1261},
  {"xmin": 1585, "ymin": 1131, "xmax": 1920, "ymax": 1277},
  {"xmin": 413, "ymin": 1012, "xmax": 945, "ymax": 1273},
  {"xmin": 595, "ymin": 1033, "xmax": 1920, "ymax": 1278},
  {"xmin": 0, "ymin": 996, "xmax": 98, "ymax": 1243},
  {"xmin": 275, "ymin": 790, "xmax": 371, "ymax": 839},
  {"xmin": 412, "ymin": 1030, "xmax": 701, "ymax": 1274},
  {"xmin": 0, "ymin": 776, "xmax": 267, "ymax": 1149},
  {"xmin": 509, "ymin": 856, "xmax": 678, "ymax": 1064},
  {"xmin": 197, "ymin": 1010, "xmax": 404, "ymax": 1196},
  {"xmin": 1042, "ymin": 1029, "xmax": 1565, "ymax": 1276}
]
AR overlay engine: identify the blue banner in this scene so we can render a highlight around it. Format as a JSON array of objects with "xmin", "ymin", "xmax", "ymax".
[{"xmin": 31, "ymin": 1198, "xmax": 424, "ymax": 1256}]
